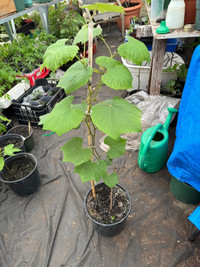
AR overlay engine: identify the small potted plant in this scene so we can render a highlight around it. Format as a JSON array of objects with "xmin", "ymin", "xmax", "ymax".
[
  {"xmin": 0, "ymin": 152, "xmax": 41, "ymax": 196},
  {"xmin": 0, "ymin": 115, "xmax": 41, "ymax": 196},
  {"xmin": 40, "ymin": 3, "xmax": 150, "ymax": 236}
]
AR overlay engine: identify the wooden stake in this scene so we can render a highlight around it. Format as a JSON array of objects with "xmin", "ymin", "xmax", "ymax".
[{"xmin": 88, "ymin": 21, "xmax": 93, "ymax": 70}]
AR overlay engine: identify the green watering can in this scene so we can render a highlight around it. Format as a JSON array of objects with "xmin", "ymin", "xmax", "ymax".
[{"xmin": 138, "ymin": 107, "xmax": 178, "ymax": 173}]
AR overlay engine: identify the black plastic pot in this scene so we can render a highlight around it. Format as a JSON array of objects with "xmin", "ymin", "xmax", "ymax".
[
  {"xmin": 0, "ymin": 153, "xmax": 41, "ymax": 196},
  {"xmin": 7, "ymin": 125, "xmax": 34, "ymax": 152},
  {"xmin": 84, "ymin": 183, "xmax": 131, "ymax": 237},
  {"xmin": 0, "ymin": 134, "xmax": 26, "ymax": 155},
  {"xmin": 35, "ymin": 78, "xmax": 48, "ymax": 87},
  {"xmin": 170, "ymin": 176, "xmax": 200, "ymax": 204}
]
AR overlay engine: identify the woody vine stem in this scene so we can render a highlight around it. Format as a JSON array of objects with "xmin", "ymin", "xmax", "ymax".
[{"xmin": 86, "ymin": 22, "xmax": 114, "ymax": 209}]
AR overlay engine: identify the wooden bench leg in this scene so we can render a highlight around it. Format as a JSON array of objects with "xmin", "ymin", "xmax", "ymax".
[{"xmin": 148, "ymin": 39, "xmax": 166, "ymax": 95}]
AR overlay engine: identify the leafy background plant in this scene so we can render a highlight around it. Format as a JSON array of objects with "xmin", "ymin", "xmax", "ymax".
[
  {"xmin": 25, "ymin": 0, "xmax": 85, "ymax": 41},
  {"xmin": 0, "ymin": 31, "xmax": 56, "ymax": 94},
  {"xmin": 163, "ymin": 63, "xmax": 188, "ymax": 96}
]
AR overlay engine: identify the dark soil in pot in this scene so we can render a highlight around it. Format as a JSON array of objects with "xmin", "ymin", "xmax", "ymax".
[
  {"xmin": 0, "ymin": 134, "xmax": 25, "ymax": 154},
  {"xmin": 7, "ymin": 125, "xmax": 34, "ymax": 152},
  {"xmin": 122, "ymin": 2, "xmax": 139, "ymax": 8},
  {"xmin": 86, "ymin": 183, "xmax": 130, "ymax": 224},
  {"xmin": 8, "ymin": 126, "xmax": 30, "ymax": 139},
  {"xmin": 4, "ymin": 157, "xmax": 35, "ymax": 182},
  {"xmin": 0, "ymin": 139, "xmax": 23, "ymax": 150}
]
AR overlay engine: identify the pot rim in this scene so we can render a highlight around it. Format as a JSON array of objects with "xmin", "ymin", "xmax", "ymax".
[
  {"xmin": 0, "ymin": 152, "xmax": 37, "ymax": 184},
  {"xmin": 84, "ymin": 183, "xmax": 132, "ymax": 227},
  {"xmin": 7, "ymin": 125, "xmax": 33, "ymax": 140},
  {"xmin": 0, "ymin": 133, "xmax": 25, "ymax": 148},
  {"xmin": 118, "ymin": 0, "xmax": 143, "ymax": 12}
]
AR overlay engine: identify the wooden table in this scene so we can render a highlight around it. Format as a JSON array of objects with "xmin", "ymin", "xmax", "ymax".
[{"xmin": 137, "ymin": 4, "xmax": 200, "ymax": 95}]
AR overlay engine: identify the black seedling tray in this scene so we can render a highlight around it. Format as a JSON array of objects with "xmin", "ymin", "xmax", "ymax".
[{"xmin": 12, "ymin": 79, "xmax": 65, "ymax": 127}]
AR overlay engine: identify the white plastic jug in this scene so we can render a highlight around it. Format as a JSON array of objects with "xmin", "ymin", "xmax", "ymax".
[
  {"xmin": 151, "ymin": 0, "xmax": 165, "ymax": 22},
  {"xmin": 166, "ymin": 0, "xmax": 185, "ymax": 29}
]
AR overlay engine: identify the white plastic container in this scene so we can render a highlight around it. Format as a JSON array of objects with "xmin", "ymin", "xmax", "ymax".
[
  {"xmin": 151, "ymin": 0, "xmax": 165, "ymax": 22},
  {"xmin": 166, "ymin": 0, "xmax": 185, "ymax": 29},
  {"xmin": 121, "ymin": 52, "xmax": 184, "ymax": 92},
  {"xmin": 0, "ymin": 81, "xmax": 30, "ymax": 109}
]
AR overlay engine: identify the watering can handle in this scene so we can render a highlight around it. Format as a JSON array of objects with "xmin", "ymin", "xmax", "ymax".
[{"xmin": 139, "ymin": 124, "xmax": 163, "ymax": 170}]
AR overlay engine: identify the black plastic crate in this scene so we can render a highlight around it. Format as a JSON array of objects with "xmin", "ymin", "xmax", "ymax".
[
  {"xmin": 16, "ymin": 21, "xmax": 36, "ymax": 35},
  {"xmin": 12, "ymin": 80, "xmax": 65, "ymax": 127}
]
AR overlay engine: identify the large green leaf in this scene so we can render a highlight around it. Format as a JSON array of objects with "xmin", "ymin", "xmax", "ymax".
[
  {"xmin": 41, "ymin": 96, "xmax": 85, "ymax": 136},
  {"xmin": 71, "ymin": 102, "xmax": 87, "ymax": 113},
  {"xmin": 82, "ymin": 3, "xmax": 124, "ymax": 13},
  {"xmin": 103, "ymin": 172, "xmax": 118, "ymax": 188},
  {"xmin": 0, "ymin": 124, "xmax": 6, "ymax": 134},
  {"xmin": 104, "ymin": 136, "xmax": 126, "ymax": 159},
  {"xmin": 57, "ymin": 61, "xmax": 93, "ymax": 94},
  {"xmin": 38, "ymin": 114, "xmax": 49, "ymax": 126},
  {"xmin": 0, "ymin": 115, "xmax": 10, "ymax": 122},
  {"xmin": 73, "ymin": 25, "xmax": 102, "ymax": 45},
  {"xmin": 118, "ymin": 36, "xmax": 150, "ymax": 66},
  {"xmin": 3, "ymin": 144, "xmax": 21, "ymax": 157},
  {"xmin": 91, "ymin": 97, "xmax": 142, "ymax": 139},
  {"xmin": 0, "ymin": 115, "xmax": 10, "ymax": 134},
  {"xmin": 41, "ymin": 39, "xmax": 79, "ymax": 72},
  {"xmin": 96, "ymin": 56, "xmax": 132, "ymax": 89},
  {"xmin": 75, "ymin": 160, "xmax": 107, "ymax": 183},
  {"xmin": 0, "ymin": 156, "xmax": 4, "ymax": 171},
  {"xmin": 61, "ymin": 137, "xmax": 92, "ymax": 166}
]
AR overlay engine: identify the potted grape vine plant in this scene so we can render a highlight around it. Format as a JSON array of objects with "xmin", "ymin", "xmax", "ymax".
[{"xmin": 39, "ymin": 3, "xmax": 150, "ymax": 236}]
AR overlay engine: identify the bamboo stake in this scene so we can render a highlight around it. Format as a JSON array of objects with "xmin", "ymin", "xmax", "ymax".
[{"xmin": 87, "ymin": 21, "xmax": 96, "ymax": 199}]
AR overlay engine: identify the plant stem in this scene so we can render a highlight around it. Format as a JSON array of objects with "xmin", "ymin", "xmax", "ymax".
[
  {"xmin": 95, "ymin": 100, "xmax": 112, "ymax": 106},
  {"xmin": 88, "ymin": 21, "xmax": 96, "ymax": 199},
  {"xmin": 138, "ymin": 68, "xmax": 141, "ymax": 90},
  {"xmin": 92, "ymin": 79, "xmax": 102, "ymax": 101},
  {"xmin": 4, "ymin": 163, "xmax": 16, "ymax": 180},
  {"xmin": 98, "ymin": 35, "xmax": 113, "ymax": 57}
]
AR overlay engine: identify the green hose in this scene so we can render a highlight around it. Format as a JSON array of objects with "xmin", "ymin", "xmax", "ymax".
[{"xmin": 42, "ymin": 132, "xmax": 55, "ymax": 137}]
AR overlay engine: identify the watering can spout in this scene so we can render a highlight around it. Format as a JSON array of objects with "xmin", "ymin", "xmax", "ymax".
[{"xmin": 163, "ymin": 107, "xmax": 178, "ymax": 131}]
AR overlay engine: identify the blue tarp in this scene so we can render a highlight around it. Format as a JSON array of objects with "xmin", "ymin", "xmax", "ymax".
[
  {"xmin": 188, "ymin": 206, "xmax": 200, "ymax": 230},
  {"xmin": 167, "ymin": 45, "xmax": 200, "ymax": 192}
]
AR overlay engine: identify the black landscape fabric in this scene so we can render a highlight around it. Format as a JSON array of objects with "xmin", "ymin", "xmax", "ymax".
[{"xmin": 0, "ymin": 122, "xmax": 199, "ymax": 267}]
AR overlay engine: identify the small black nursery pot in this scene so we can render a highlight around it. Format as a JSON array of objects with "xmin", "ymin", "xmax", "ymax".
[
  {"xmin": 0, "ymin": 153, "xmax": 41, "ymax": 196},
  {"xmin": 7, "ymin": 125, "xmax": 34, "ymax": 152}
]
